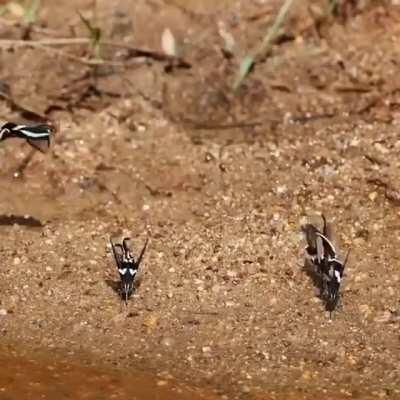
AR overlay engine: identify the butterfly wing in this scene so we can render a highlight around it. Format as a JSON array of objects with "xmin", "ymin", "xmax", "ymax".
[
  {"xmin": 316, "ymin": 232, "xmax": 337, "ymax": 259},
  {"xmin": 0, "ymin": 122, "xmax": 16, "ymax": 141},
  {"xmin": 326, "ymin": 260, "xmax": 344, "ymax": 312},
  {"xmin": 27, "ymin": 137, "xmax": 50, "ymax": 152},
  {"xmin": 315, "ymin": 234, "xmax": 325, "ymax": 264},
  {"xmin": 19, "ymin": 124, "xmax": 53, "ymax": 152}
]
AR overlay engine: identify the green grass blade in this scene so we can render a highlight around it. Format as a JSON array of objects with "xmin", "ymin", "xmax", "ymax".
[
  {"xmin": 233, "ymin": 55, "xmax": 254, "ymax": 91},
  {"xmin": 233, "ymin": 0, "xmax": 295, "ymax": 91},
  {"xmin": 24, "ymin": 0, "xmax": 41, "ymax": 24},
  {"xmin": 78, "ymin": 10, "xmax": 102, "ymax": 60}
]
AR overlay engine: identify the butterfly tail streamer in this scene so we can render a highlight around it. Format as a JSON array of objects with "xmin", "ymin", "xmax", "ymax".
[
  {"xmin": 342, "ymin": 248, "xmax": 351, "ymax": 271},
  {"xmin": 17, "ymin": 124, "xmax": 53, "ymax": 152},
  {"xmin": 109, "ymin": 238, "xmax": 122, "ymax": 269},
  {"xmin": 136, "ymin": 238, "xmax": 149, "ymax": 269}
]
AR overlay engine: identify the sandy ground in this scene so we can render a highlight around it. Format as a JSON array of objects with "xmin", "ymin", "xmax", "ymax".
[{"xmin": 0, "ymin": 1, "xmax": 400, "ymax": 399}]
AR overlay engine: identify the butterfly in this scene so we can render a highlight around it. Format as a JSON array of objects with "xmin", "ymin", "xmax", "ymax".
[
  {"xmin": 0, "ymin": 122, "xmax": 53, "ymax": 152},
  {"xmin": 302, "ymin": 215, "xmax": 350, "ymax": 315},
  {"xmin": 109, "ymin": 237, "xmax": 149, "ymax": 304}
]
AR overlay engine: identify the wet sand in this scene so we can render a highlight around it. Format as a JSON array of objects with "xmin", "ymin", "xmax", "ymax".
[{"xmin": 0, "ymin": 348, "xmax": 217, "ymax": 400}]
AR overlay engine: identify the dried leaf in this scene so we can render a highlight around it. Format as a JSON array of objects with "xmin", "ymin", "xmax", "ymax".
[
  {"xmin": 385, "ymin": 187, "xmax": 400, "ymax": 205},
  {"xmin": 143, "ymin": 313, "xmax": 159, "ymax": 333},
  {"xmin": 6, "ymin": 2, "xmax": 25, "ymax": 17},
  {"xmin": 161, "ymin": 28, "xmax": 177, "ymax": 57},
  {"xmin": 218, "ymin": 20, "xmax": 236, "ymax": 56}
]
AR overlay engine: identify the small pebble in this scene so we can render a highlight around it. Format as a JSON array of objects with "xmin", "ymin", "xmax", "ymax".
[
  {"xmin": 269, "ymin": 297, "xmax": 277, "ymax": 306},
  {"xmin": 359, "ymin": 304, "xmax": 372, "ymax": 317},
  {"xmin": 374, "ymin": 311, "xmax": 391, "ymax": 323},
  {"xmin": 161, "ymin": 337, "xmax": 175, "ymax": 347},
  {"xmin": 211, "ymin": 284, "xmax": 220, "ymax": 293},
  {"xmin": 241, "ymin": 385, "xmax": 251, "ymax": 393},
  {"xmin": 202, "ymin": 346, "xmax": 211, "ymax": 353},
  {"xmin": 369, "ymin": 191, "xmax": 378, "ymax": 201}
]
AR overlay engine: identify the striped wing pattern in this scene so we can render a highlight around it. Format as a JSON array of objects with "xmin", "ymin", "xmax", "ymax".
[{"xmin": 0, "ymin": 122, "xmax": 53, "ymax": 152}]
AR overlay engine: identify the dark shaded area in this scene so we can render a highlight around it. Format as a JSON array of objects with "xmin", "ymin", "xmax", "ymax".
[
  {"xmin": 105, "ymin": 278, "xmax": 120, "ymax": 295},
  {"xmin": 0, "ymin": 214, "xmax": 43, "ymax": 228},
  {"xmin": 105, "ymin": 277, "xmax": 143, "ymax": 297},
  {"xmin": 302, "ymin": 258, "xmax": 323, "ymax": 300}
]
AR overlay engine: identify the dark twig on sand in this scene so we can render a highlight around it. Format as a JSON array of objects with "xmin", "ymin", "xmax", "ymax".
[{"xmin": 0, "ymin": 38, "xmax": 191, "ymax": 68}]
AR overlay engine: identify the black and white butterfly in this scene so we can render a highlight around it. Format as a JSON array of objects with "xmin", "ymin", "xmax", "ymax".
[
  {"xmin": 109, "ymin": 237, "xmax": 148, "ymax": 304},
  {"xmin": 0, "ymin": 122, "xmax": 53, "ymax": 152},
  {"xmin": 302, "ymin": 215, "xmax": 350, "ymax": 315}
]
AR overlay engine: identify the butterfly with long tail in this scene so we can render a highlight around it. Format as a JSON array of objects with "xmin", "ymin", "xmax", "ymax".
[
  {"xmin": 109, "ymin": 237, "xmax": 149, "ymax": 304},
  {"xmin": 302, "ymin": 215, "xmax": 350, "ymax": 316},
  {"xmin": 0, "ymin": 122, "xmax": 53, "ymax": 152}
]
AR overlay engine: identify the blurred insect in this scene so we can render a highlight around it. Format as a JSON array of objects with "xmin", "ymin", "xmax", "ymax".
[
  {"xmin": 109, "ymin": 237, "xmax": 148, "ymax": 304},
  {"xmin": 0, "ymin": 122, "xmax": 53, "ymax": 152},
  {"xmin": 302, "ymin": 215, "xmax": 350, "ymax": 316}
]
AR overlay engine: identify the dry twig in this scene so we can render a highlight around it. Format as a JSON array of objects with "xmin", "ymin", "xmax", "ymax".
[{"xmin": 0, "ymin": 38, "xmax": 191, "ymax": 68}]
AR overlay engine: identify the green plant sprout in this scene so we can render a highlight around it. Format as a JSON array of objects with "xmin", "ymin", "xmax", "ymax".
[
  {"xmin": 78, "ymin": 9, "xmax": 102, "ymax": 60},
  {"xmin": 233, "ymin": 0, "xmax": 295, "ymax": 92}
]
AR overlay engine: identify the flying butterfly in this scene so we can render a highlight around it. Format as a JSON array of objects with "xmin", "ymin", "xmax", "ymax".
[
  {"xmin": 0, "ymin": 122, "xmax": 53, "ymax": 152},
  {"xmin": 302, "ymin": 215, "xmax": 350, "ymax": 316},
  {"xmin": 109, "ymin": 237, "xmax": 149, "ymax": 304}
]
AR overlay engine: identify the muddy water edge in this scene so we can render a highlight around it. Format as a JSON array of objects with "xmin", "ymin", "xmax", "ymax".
[{"xmin": 0, "ymin": 344, "xmax": 218, "ymax": 400}]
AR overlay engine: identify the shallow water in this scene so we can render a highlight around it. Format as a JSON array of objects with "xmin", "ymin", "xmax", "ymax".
[
  {"xmin": 0, "ymin": 351, "xmax": 373, "ymax": 400},
  {"xmin": 0, "ymin": 351, "xmax": 216, "ymax": 400}
]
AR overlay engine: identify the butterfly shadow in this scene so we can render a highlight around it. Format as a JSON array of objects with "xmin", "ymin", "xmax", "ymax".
[
  {"xmin": 104, "ymin": 273, "xmax": 143, "ymax": 297},
  {"xmin": 0, "ymin": 214, "xmax": 43, "ymax": 228},
  {"xmin": 302, "ymin": 258, "xmax": 324, "ymax": 300},
  {"xmin": 105, "ymin": 278, "xmax": 120, "ymax": 295}
]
